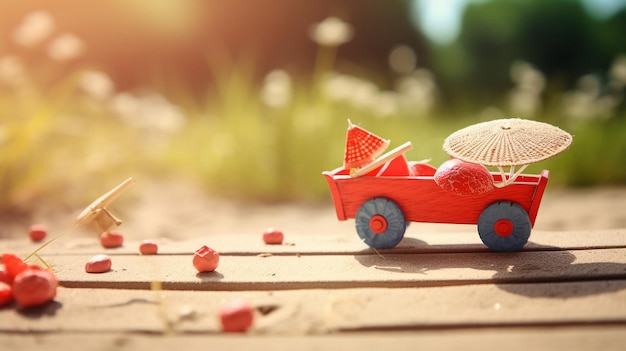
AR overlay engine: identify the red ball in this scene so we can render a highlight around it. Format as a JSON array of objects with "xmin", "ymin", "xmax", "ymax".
[
  {"xmin": 262, "ymin": 228, "xmax": 284, "ymax": 245},
  {"xmin": 100, "ymin": 231, "xmax": 124, "ymax": 248},
  {"xmin": 434, "ymin": 159, "xmax": 494, "ymax": 196},
  {"xmin": 219, "ymin": 299, "xmax": 254, "ymax": 332},
  {"xmin": 193, "ymin": 245, "xmax": 219, "ymax": 272},
  {"xmin": 28, "ymin": 224, "xmax": 47, "ymax": 242}
]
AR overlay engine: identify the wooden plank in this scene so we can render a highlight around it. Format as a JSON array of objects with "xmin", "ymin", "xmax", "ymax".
[
  {"xmin": 45, "ymin": 248, "xmax": 626, "ymax": 290},
  {"xmin": 2, "ymin": 327, "xmax": 626, "ymax": 351},
  {"xmin": 3, "ymin": 229, "xmax": 624, "ymax": 257},
  {"xmin": 1, "ymin": 281, "xmax": 625, "ymax": 334}
]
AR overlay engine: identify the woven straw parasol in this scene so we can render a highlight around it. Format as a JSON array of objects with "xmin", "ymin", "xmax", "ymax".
[{"xmin": 443, "ymin": 118, "xmax": 572, "ymax": 186}]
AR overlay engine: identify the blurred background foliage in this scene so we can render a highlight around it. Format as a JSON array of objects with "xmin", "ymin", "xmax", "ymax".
[{"xmin": 0, "ymin": 0, "xmax": 625, "ymax": 218}]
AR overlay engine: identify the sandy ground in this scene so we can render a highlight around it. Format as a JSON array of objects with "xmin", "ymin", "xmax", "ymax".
[
  {"xmin": 6, "ymin": 178, "xmax": 625, "ymax": 241},
  {"xmin": 67, "ymin": 179, "xmax": 626, "ymax": 240}
]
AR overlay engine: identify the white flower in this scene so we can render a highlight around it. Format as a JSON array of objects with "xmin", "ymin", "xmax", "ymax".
[
  {"xmin": 508, "ymin": 61, "xmax": 545, "ymax": 116},
  {"xmin": 260, "ymin": 69, "xmax": 292, "ymax": 108},
  {"xmin": 395, "ymin": 69, "xmax": 437, "ymax": 114},
  {"xmin": 111, "ymin": 92, "xmax": 185, "ymax": 133},
  {"xmin": 610, "ymin": 54, "xmax": 626, "ymax": 88},
  {"xmin": 309, "ymin": 17, "xmax": 353, "ymax": 46},
  {"xmin": 80, "ymin": 70, "xmax": 115, "ymax": 100},
  {"xmin": 372, "ymin": 91, "xmax": 399, "ymax": 117},
  {"xmin": 509, "ymin": 89, "xmax": 541, "ymax": 116},
  {"xmin": 323, "ymin": 72, "xmax": 358, "ymax": 102},
  {"xmin": 12, "ymin": 11, "xmax": 55, "ymax": 47},
  {"xmin": 510, "ymin": 61, "xmax": 545, "ymax": 93},
  {"xmin": 350, "ymin": 80, "xmax": 378, "ymax": 109},
  {"xmin": 562, "ymin": 90, "xmax": 595, "ymax": 120},
  {"xmin": 48, "ymin": 33, "xmax": 85, "ymax": 61},
  {"xmin": 576, "ymin": 74, "xmax": 600, "ymax": 98}
]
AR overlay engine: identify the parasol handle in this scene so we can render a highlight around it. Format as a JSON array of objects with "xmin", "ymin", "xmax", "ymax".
[
  {"xmin": 351, "ymin": 141, "xmax": 413, "ymax": 178},
  {"xmin": 494, "ymin": 165, "xmax": 528, "ymax": 188},
  {"xmin": 76, "ymin": 177, "xmax": 136, "ymax": 223}
]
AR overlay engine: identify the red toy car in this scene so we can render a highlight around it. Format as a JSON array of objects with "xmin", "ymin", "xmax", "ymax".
[
  {"xmin": 323, "ymin": 156, "xmax": 549, "ymax": 252},
  {"xmin": 324, "ymin": 119, "xmax": 571, "ymax": 252}
]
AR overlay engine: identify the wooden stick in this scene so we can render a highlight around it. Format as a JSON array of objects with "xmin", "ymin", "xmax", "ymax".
[
  {"xmin": 351, "ymin": 142, "xmax": 413, "ymax": 178},
  {"xmin": 494, "ymin": 164, "xmax": 529, "ymax": 188}
]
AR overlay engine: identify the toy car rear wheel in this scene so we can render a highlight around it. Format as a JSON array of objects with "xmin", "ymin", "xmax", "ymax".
[
  {"xmin": 355, "ymin": 198, "xmax": 406, "ymax": 249},
  {"xmin": 478, "ymin": 201, "xmax": 531, "ymax": 252}
]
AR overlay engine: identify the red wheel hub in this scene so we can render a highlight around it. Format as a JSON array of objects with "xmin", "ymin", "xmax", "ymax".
[
  {"xmin": 494, "ymin": 219, "xmax": 514, "ymax": 237},
  {"xmin": 369, "ymin": 215, "xmax": 388, "ymax": 234}
]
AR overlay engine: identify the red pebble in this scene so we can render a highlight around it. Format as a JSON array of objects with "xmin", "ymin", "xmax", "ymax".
[
  {"xmin": 262, "ymin": 228, "xmax": 284, "ymax": 245},
  {"xmin": 28, "ymin": 224, "xmax": 47, "ymax": 242},
  {"xmin": 1, "ymin": 253, "xmax": 29, "ymax": 280},
  {"xmin": 219, "ymin": 299, "xmax": 255, "ymax": 332},
  {"xmin": 12, "ymin": 268, "xmax": 58, "ymax": 307},
  {"xmin": 0, "ymin": 282, "xmax": 12, "ymax": 306},
  {"xmin": 85, "ymin": 254, "xmax": 112, "ymax": 273},
  {"xmin": 139, "ymin": 240, "xmax": 158, "ymax": 255},
  {"xmin": 99, "ymin": 231, "xmax": 124, "ymax": 248},
  {"xmin": 193, "ymin": 245, "xmax": 219, "ymax": 272},
  {"xmin": 434, "ymin": 159, "xmax": 495, "ymax": 196}
]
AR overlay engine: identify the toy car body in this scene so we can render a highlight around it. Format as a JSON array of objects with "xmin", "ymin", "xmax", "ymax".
[{"xmin": 323, "ymin": 156, "xmax": 549, "ymax": 251}]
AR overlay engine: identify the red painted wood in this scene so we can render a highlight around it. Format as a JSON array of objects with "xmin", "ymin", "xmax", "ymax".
[
  {"xmin": 410, "ymin": 162, "xmax": 437, "ymax": 176},
  {"xmin": 375, "ymin": 154, "xmax": 411, "ymax": 176},
  {"xmin": 527, "ymin": 170, "xmax": 550, "ymax": 226},
  {"xmin": 323, "ymin": 170, "xmax": 347, "ymax": 220},
  {"xmin": 324, "ymin": 167, "xmax": 549, "ymax": 227}
]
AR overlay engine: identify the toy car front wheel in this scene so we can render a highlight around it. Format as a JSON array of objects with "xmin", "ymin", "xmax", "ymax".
[
  {"xmin": 478, "ymin": 201, "xmax": 531, "ymax": 252},
  {"xmin": 355, "ymin": 198, "xmax": 406, "ymax": 249}
]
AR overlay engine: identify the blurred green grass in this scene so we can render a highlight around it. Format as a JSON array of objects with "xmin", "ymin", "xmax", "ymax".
[{"xmin": 1, "ymin": 61, "xmax": 625, "ymax": 218}]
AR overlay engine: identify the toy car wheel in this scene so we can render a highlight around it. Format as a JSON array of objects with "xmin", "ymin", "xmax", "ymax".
[
  {"xmin": 355, "ymin": 198, "xmax": 406, "ymax": 249},
  {"xmin": 478, "ymin": 201, "xmax": 531, "ymax": 252}
]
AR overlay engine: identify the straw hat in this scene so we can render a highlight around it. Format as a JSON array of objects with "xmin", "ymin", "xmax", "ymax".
[{"xmin": 443, "ymin": 118, "xmax": 572, "ymax": 166}]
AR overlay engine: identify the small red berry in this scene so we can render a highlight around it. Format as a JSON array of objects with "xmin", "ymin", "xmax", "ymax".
[
  {"xmin": 1, "ymin": 253, "xmax": 29, "ymax": 280},
  {"xmin": 12, "ymin": 268, "xmax": 58, "ymax": 307},
  {"xmin": 99, "ymin": 231, "xmax": 124, "ymax": 248},
  {"xmin": 0, "ymin": 282, "xmax": 12, "ymax": 306},
  {"xmin": 193, "ymin": 245, "xmax": 219, "ymax": 273},
  {"xmin": 0, "ymin": 266, "xmax": 11, "ymax": 285},
  {"xmin": 262, "ymin": 228, "xmax": 284, "ymax": 245},
  {"xmin": 139, "ymin": 240, "xmax": 158, "ymax": 255},
  {"xmin": 85, "ymin": 254, "xmax": 112, "ymax": 273},
  {"xmin": 28, "ymin": 224, "xmax": 47, "ymax": 242},
  {"xmin": 219, "ymin": 299, "xmax": 254, "ymax": 332}
]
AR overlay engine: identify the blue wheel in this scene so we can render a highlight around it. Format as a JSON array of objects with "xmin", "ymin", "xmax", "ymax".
[
  {"xmin": 478, "ymin": 201, "xmax": 531, "ymax": 252},
  {"xmin": 355, "ymin": 198, "xmax": 406, "ymax": 249}
]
